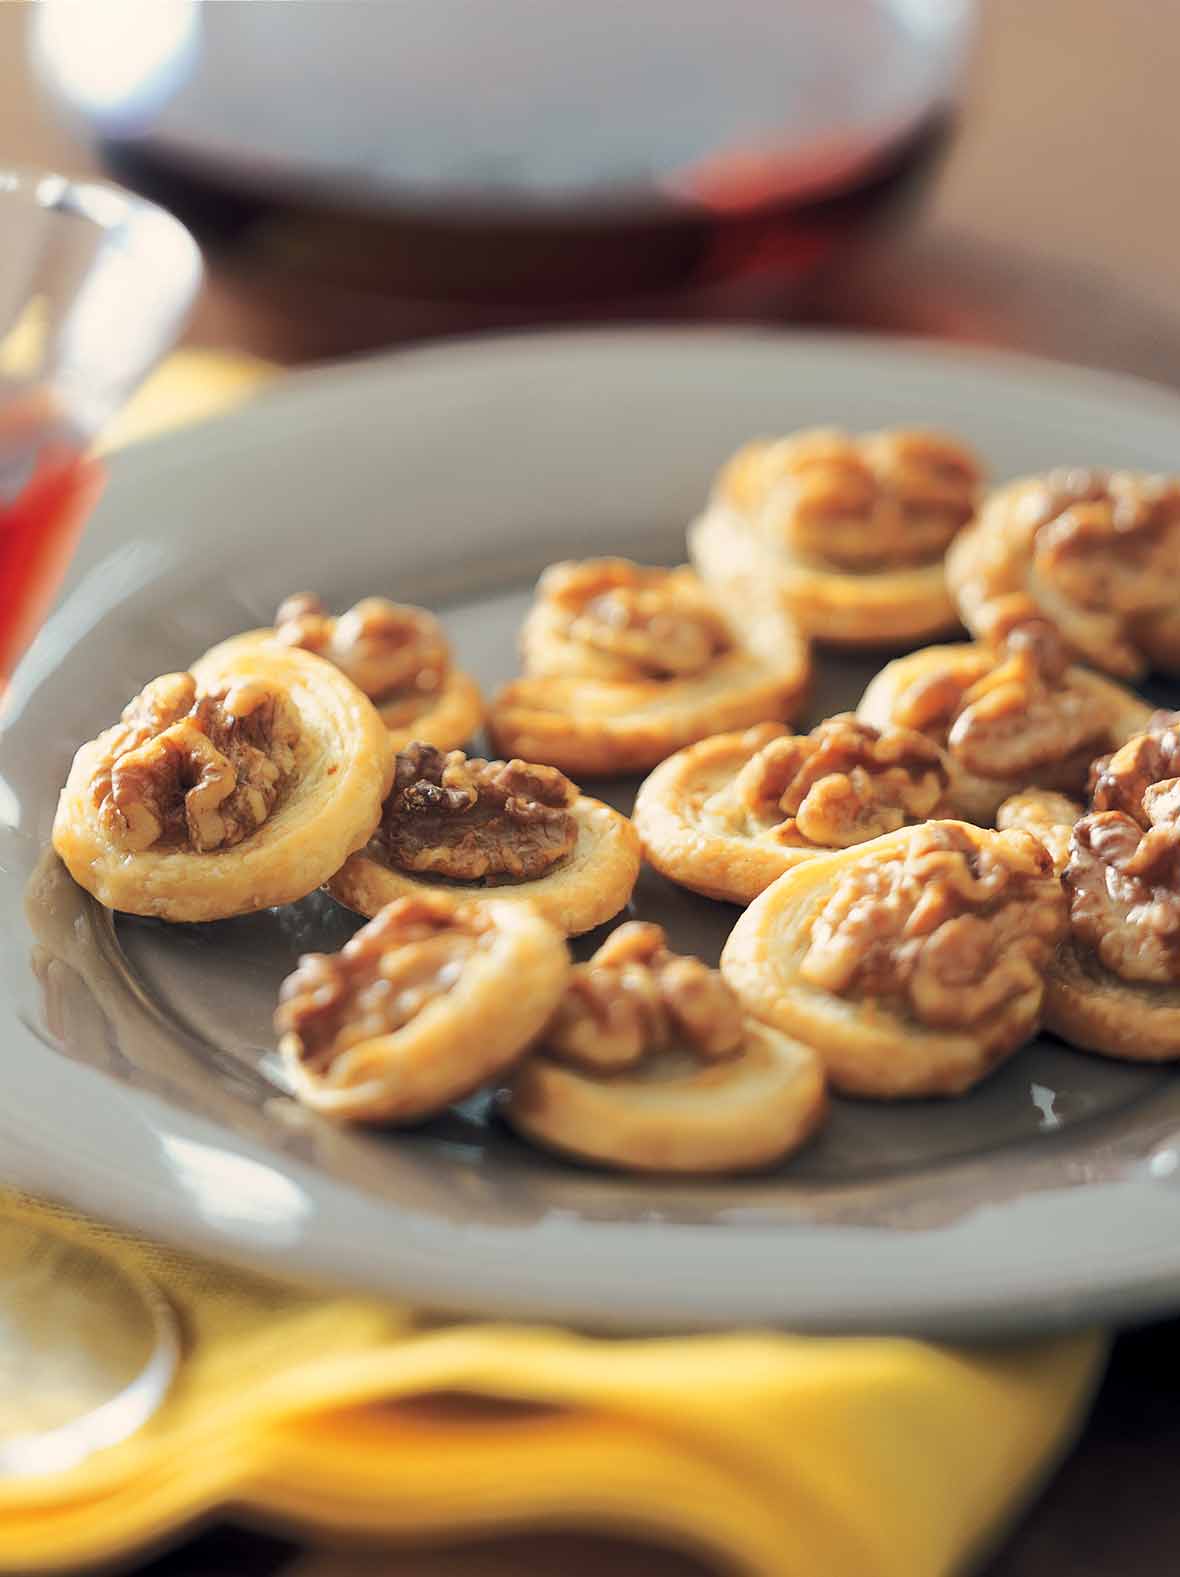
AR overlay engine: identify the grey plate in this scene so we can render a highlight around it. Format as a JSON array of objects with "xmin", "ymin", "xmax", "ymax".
[{"xmin": 6, "ymin": 328, "xmax": 1180, "ymax": 1338}]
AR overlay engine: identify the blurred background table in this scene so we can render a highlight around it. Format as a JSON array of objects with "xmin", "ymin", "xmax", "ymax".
[{"xmin": 5, "ymin": 1, "xmax": 1180, "ymax": 1573}]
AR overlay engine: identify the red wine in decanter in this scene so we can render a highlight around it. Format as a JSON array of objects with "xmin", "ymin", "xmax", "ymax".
[{"xmin": 0, "ymin": 446, "xmax": 105, "ymax": 689}]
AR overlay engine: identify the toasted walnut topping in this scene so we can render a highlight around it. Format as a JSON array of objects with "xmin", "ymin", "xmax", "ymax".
[
  {"xmin": 275, "ymin": 895, "xmax": 491, "ymax": 1072},
  {"xmin": 972, "ymin": 470, "xmax": 1180, "ymax": 675},
  {"xmin": 540, "ymin": 560, "xmax": 731, "ymax": 679},
  {"xmin": 893, "ymin": 623, "xmax": 1111, "ymax": 781},
  {"xmin": 726, "ymin": 713, "xmax": 949, "ymax": 849},
  {"xmin": 1065, "ymin": 792, "xmax": 1180, "ymax": 984},
  {"xmin": 90, "ymin": 673, "xmax": 299, "ymax": 853},
  {"xmin": 545, "ymin": 922, "xmax": 742, "ymax": 1072},
  {"xmin": 379, "ymin": 742, "xmax": 578, "ymax": 881},
  {"xmin": 722, "ymin": 427, "xmax": 981, "ymax": 571},
  {"xmin": 799, "ymin": 823, "xmax": 1065, "ymax": 1033},
  {"xmin": 275, "ymin": 593, "xmax": 450, "ymax": 704},
  {"xmin": 996, "ymin": 789, "xmax": 1082, "ymax": 873},
  {"xmin": 1089, "ymin": 713, "xmax": 1180, "ymax": 825}
]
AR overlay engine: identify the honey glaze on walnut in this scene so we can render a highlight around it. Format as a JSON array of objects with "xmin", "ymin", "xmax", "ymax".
[
  {"xmin": 544, "ymin": 922, "xmax": 743, "ymax": 1075},
  {"xmin": 545, "ymin": 559, "xmax": 732, "ymax": 678},
  {"xmin": 720, "ymin": 714, "xmax": 949, "ymax": 849},
  {"xmin": 378, "ymin": 742, "xmax": 579, "ymax": 883},
  {"xmin": 799, "ymin": 823, "xmax": 1066, "ymax": 1038},
  {"xmin": 977, "ymin": 470, "xmax": 1180, "ymax": 673},
  {"xmin": 894, "ymin": 622, "xmax": 1113, "ymax": 782},
  {"xmin": 1065, "ymin": 713, "xmax": 1180, "ymax": 984},
  {"xmin": 276, "ymin": 593, "xmax": 450, "ymax": 725},
  {"xmin": 276, "ymin": 895, "xmax": 493, "ymax": 1073},
  {"xmin": 89, "ymin": 671, "xmax": 300, "ymax": 853},
  {"xmin": 721, "ymin": 427, "xmax": 982, "ymax": 572}
]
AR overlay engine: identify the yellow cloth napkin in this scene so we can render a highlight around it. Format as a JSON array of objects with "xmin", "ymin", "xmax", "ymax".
[
  {"xmin": 0, "ymin": 349, "xmax": 1109, "ymax": 1576},
  {"xmin": 1, "ymin": 1194, "xmax": 1103, "ymax": 1577}
]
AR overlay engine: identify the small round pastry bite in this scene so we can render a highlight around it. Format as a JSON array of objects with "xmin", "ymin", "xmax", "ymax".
[
  {"xmin": 200, "ymin": 592, "xmax": 484, "ymax": 749},
  {"xmin": 995, "ymin": 788, "xmax": 1083, "ymax": 875},
  {"xmin": 276, "ymin": 892, "xmax": 570, "ymax": 1123},
  {"xmin": 504, "ymin": 922, "xmax": 826, "ymax": 1173},
  {"xmin": 52, "ymin": 645, "xmax": 393, "ymax": 922},
  {"xmin": 690, "ymin": 426, "xmax": 983, "ymax": 647},
  {"xmin": 487, "ymin": 558, "xmax": 809, "ymax": 776},
  {"xmin": 721, "ymin": 821, "xmax": 1067, "ymax": 1099},
  {"xmin": 633, "ymin": 715, "xmax": 954, "ymax": 906},
  {"xmin": 1047, "ymin": 714, "xmax": 1180, "ymax": 1061},
  {"xmin": 327, "ymin": 741, "xmax": 640, "ymax": 936},
  {"xmin": 947, "ymin": 468, "xmax": 1180, "ymax": 680},
  {"xmin": 857, "ymin": 620, "xmax": 1152, "ymax": 822}
]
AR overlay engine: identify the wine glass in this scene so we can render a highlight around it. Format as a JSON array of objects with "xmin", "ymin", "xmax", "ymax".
[{"xmin": 1, "ymin": 169, "xmax": 200, "ymax": 1472}]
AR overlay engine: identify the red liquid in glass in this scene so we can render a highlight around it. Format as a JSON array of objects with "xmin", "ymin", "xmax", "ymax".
[{"xmin": 0, "ymin": 449, "xmax": 105, "ymax": 688}]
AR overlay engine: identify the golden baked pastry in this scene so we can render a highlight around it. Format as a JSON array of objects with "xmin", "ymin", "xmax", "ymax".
[
  {"xmin": 327, "ymin": 741, "xmax": 640, "ymax": 936},
  {"xmin": 1046, "ymin": 714, "xmax": 1180, "ymax": 1060},
  {"xmin": 995, "ymin": 788, "xmax": 1082, "ymax": 874},
  {"xmin": 504, "ymin": 922, "xmax": 826, "ymax": 1173},
  {"xmin": 947, "ymin": 468, "xmax": 1180, "ymax": 679},
  {"xmin": 53, "ymin": 644, "xmax": 393, "ymax": 922},
  {"xmin": 857, "ymin": 622, "xmax": 1152, "ymax": 822},
  {"xmin": 721, "ymin": 821, "xmax": 1067, "ymax": 1098},
  {"xmin": 633, "ymin": 715, "xmax": 954, "ymax": 905},
  {"xmin": 487, "ymin": 558, "xmax": 809, "ymax": 775},
  {"xmin": 690, "ymin": 426, "xmax": 983, "ymax": 647},
  {"xmin": 276, "ymin": 892, "xmax": 570, "ymax": 1122},
  {"xmin": 199, "ymin": 593, "xmax": 484, "ymax": 749}
]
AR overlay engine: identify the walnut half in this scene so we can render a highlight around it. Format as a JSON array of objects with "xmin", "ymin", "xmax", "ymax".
[
  {"xmin": 799, "ymin": 822, "xmax": 1065, "ymax": 1036},
  {"xmin": 728, "ymin": 713, "xmax": 949, "ymax": 848},
  {"xmin": 276, "ymin": 894, "xmax": 490, "ymax": 1074},
  {"xmin": 895, "ymin": 622, "xmax": 1111, "ymax": 782},
  {"xmin": 90, "ymin": 672, "xmax": 300, "ymax": 853},
  {"xmin": 723, "ymin": 427, "xmax": 982, "ymax": 572},
  {"xmin": 541, "ymin": 559, "xmax": 732, "ymax": 679},
  {"xmin": 1066, "ymin": 757, "xmax": 1180, "ymax": 985},
  {"xmin": 275, "ymin": 592, "xmax": 450, "ymax": 706},
  {"xmin": 379, "ymin": 742, "xmax": 578, "ymax": 881},
  {"xmin": 545, "ymin": 922, "xmax": 743, "ymax": 1072}
]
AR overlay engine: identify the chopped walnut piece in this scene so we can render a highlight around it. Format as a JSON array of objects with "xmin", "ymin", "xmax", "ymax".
[
  {"xmin": 380, "ymin": 742, "xmax": 578, "ymax": 881},
  {"xmin": 545, "ymin": 922, "xmax": 743, "ymax": 1072},
  {"xmin": 894, "ymin": 622, "xmax": 1112, "ymax": 782},
  {"xmin": 275, "ymin": 894, "xmax": 491, "ymax": 1073},
  {"xmin": 275, "ymin": 592, "xmax": 450, "ymax": 704},
  {"xmin": 799, "ymin": 823, "xmax": 1065, "ymax": 1036},
  {"xmin": 723, "ymin": 427, "xmax": 982, "ymax": 571},
  {"xmin": 541, "ymin": 560, "xmax": 731, "ymax": 679},
  {"xmin": 727, "ymin": 713, "xmax": 949, "ymax": 849},
  {"xmin": 90, "ymin": 673, "xmax": 300, "ymax": 853},
  {"xmin": 996, "ymin": 789, "xmax": 1082, "ymax": 873},
  {"xmin": 1089, "ymin": 712, "xmax": 1180, "ymax": 825}
]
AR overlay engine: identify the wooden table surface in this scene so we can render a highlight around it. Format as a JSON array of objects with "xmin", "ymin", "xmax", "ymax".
[{"xmin": 6, "ymin": 3, "xmax": 1180, "ymax": 1573}]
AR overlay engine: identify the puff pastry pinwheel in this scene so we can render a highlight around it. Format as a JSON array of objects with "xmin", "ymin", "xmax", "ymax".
[
  {"xmin": 53, "ymin": 645, "xmax": 393, "ymax": 922},
  {"xmin": 947, "ymin": 468, "xmax": 1180, "ymax": 680},
  {"xmin": 276, "ymin": 892, "xmax": 570, "ymax": 1122},
  {"xmin": 200, "ymin": 592, "xmax": 484, "ymax": 749},
  {"xmin": 721, "ymin": 821, "xmax": 1067, "ymax": 1098},
  {"xmin": 487, "ymin": 558, "xmax": 809, "ymax": 775},
  {"xmin": 690, "ymin": 426, "xmax": 983, "ymax": 647},
  {"xmin": 504, "ymin": 922, "xmax": 826, "ymax": 1173},
  {"xmin": 1046, "ymin": 713, "xmax": 1180, "ymax": 1061},
  {"xmin": 633, "ymin": 715, "xmax": 954, "ymax": 906},
  {"xmin": 857, "ymin": 621, "xmax": 1151, "ymax": 822},
  {"xmin": 327, "ymin": 741, "xmax": 640, "ymax": 936}
]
